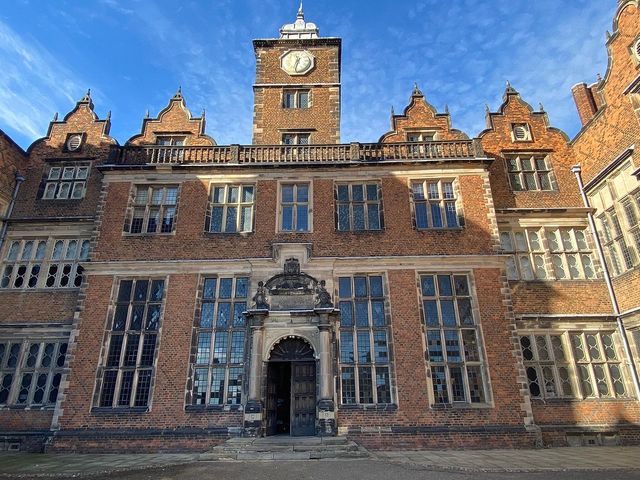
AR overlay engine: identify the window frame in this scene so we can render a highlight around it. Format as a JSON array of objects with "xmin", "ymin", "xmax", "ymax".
[
  {"xmin": 547, "ymin": 227, "xmax": 598, "ymax": 280},
  {"xmin": 94, "ymin": 278, "xmax": 166, "ymax": 410},
  {"xmin": 0, "ymin": 336, "xmax": 68, "ymax": 408},
  {"xmin": 520, "ymin": 333, "xmax": 575, "ymax": 400},
  {"xmin": 419, "ymin": 272, "xmax": 489, "ymax": 406},
  {"xmin": 500, "ymin": 228, "xmax": 548, "ymax": 280},
  {"xmin": 505, "ymin": 153, "xmax": 555, "ymax": 192},
  {"xmin": 205, "ymin": 184, "xmax": 255, "ymax": 234},
  {"xmin": 0, "ymin": 237, "xmax": 90, "ymax": 290},
  {"xmin": 282, "ymin": 89, "xmax": 310, "ymax": 109},
  {"xmin": 155, "ymin": 135, "xmax": 186, "ymax": 146},
  {"xmin": 41, "ymin": 163, "xmax": 90, "ymax": 201},
  {"xmin": 410, "ymin": 179, "xmax": 462, "ymax": 230},
  {"xmin": 570, "ymin": 331, "xmax": 628, "ymax": 399},
  {"xmin": 590, "ymin": 167, "xmax": 640, "ymax": 277},
  {"xmin": 281, "ymin": 133, "xmax": 311, "ymax": 145},
  {"xmin": 278, "ymin": 182, "xmax": 312, "ymax": 233},
  {"xmin": 335, "ymin": 182, "xmax": 384, "ymax": 232},
  {"xmin": 125, "ymin": 185, "xmax": 180, "ymax": 235},
  {"xmin": 337, "ymin": 274, "xmax": 394, "ymax": 406},
  {"xmin": 500, "ymin": 226, "xmax": 597, "ymax": 281},
  {"xmin": 520, "ymin": 330, "xmax": 629, "ymax": 401},
  {"xmin": 187, "ymin": 276, "xmax": 249, "ymax": 408}
]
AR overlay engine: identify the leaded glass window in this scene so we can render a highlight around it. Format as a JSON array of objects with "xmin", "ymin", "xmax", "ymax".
[
  {"xmin": 0, "ymin": 338, "xmax": 67, "ymax": 407},
  {"xmin": 126, "ymin": 185, "xmax": 179, "ymax": 234},
  {"xmin": 97, "ymin": 279, "xmax": 165, "ymax": 408},
  {"xmin": 42, "ymin": 163, "xmax": 89, "ymax": 200},
  {"xmin": 520, "ymin": 334, "xmax": 574, "ymax": 399},
  {"xmin": 1, "ymin": 238, "xmax": 89, "ymax": 289},
  {"xmin": 280, "ymin": 183, "xmax": 310, "ymax": 232},
  {"xmin": 411, "ymin": 180, "xmax": 460, "ymax": 229},
  {"xmin": 571, "ymin": 332, "xmax": 626, "ymax": 398},
  {"xmin": 190, "ymin": 277, "xmax": 248, "ymax": 406},
  {"xmin": 335, "ymin": 183, "xmax": 383, "ymax": 231},
  {"xmin": 506, "ymin": 154, "xmax": 554, "ymax": 191},
  {"xmin": 420, "ymin": 273, "xmax": 487, "ymax": 404},
  {"xmin": 206, "ymin": 185, "xmax": 255, "ymax": 234},
  {"xmin": 338, "ymin": 275, "xmax": 392, "ymax": 405}
]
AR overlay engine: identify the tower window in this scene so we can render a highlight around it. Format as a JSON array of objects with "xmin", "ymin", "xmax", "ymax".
[
  {"xmin": 282, "ymin": 133, "xmax": 310, "ymax": 145},
  {"xmin": 283, "ymin": 89, "xmax": 310, "ymax": 109}
]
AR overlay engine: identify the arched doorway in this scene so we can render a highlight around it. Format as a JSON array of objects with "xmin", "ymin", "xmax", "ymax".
[{"xmin": 266, "ymin": 337, "xmax": 316, "ymax": 436}]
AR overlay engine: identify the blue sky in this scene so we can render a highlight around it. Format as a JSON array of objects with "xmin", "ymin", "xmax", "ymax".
[{"xmin": 0, "ymin": 0, "xmax": 616, "ymax": 149}]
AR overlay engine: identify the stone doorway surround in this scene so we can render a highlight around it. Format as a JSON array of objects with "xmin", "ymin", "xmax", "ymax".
[{"xmin": 244, "ymin": 253, "xmax": 338, "ymax": 437}]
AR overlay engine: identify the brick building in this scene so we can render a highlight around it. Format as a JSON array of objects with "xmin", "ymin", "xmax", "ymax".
[{"xmin": 0, "ymin": 2, "xmax": 639, "ymax": 452}]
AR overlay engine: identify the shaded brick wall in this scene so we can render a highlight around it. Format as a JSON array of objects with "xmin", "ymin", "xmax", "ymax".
[{"xmin": 0, "ymin": 291, "xmax": 78, "ymax": 323}]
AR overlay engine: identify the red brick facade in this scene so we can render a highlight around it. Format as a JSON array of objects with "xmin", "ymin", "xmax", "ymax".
[{"xmin": 0, "ymin": 4, "xmax": 639, "ymax": 453}]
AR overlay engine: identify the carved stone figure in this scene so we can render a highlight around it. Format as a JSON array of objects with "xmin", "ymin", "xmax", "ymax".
[
  {"xmin": 252, "ymin": 281, "xmax": 269, "ymax": 309},
  {"xmin": 315, "ymin": 280, "xmax": 333, "ymax": 308}
]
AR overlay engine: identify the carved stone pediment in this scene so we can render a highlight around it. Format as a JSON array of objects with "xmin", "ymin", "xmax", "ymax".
[{"xmin": 265, "ymin": 258, "xmax": 317, "ymax": 296}]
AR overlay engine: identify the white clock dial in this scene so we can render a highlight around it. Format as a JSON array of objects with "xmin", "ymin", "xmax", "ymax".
[{"xmin": 281, "ymin": 50, "xmax": 315, "ymax": 76}]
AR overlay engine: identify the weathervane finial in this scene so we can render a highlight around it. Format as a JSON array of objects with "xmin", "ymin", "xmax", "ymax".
[{"xmin": 298, "ymin": 0, "xmax": 304, "ymax": 18}]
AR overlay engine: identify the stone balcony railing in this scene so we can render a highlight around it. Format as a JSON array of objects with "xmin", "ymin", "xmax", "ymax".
[{"xmin": 112, "ymin": 140, "xmax": 485, "ymax": 166}]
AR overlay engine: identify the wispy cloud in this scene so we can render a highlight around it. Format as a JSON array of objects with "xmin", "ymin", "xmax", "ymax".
[
  {"xmin": 99, "ymin": 0, "xmax": 256, "ymax": 144},
  {"xmin": 0, "ymin": 19, "xmax": 90, "ymax": 145},
  {"xmin": 0, "ymin": 0, "xmax": 619, "ymax": 147}
]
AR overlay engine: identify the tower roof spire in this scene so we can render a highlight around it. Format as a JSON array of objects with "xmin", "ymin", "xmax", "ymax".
[{"xmin": 280, "ymin": 1, "xmax": 319, "ymax": 39}]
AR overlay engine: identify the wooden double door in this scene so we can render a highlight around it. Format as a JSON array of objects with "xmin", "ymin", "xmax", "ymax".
[{"xmin": 266, "ymin": 361, "xmax": 316, "ymax": 436}]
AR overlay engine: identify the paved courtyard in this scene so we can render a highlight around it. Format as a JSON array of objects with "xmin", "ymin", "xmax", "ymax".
[{"xmin": 1, "ymin": 447, "xmax": 640, "ymax": 479}]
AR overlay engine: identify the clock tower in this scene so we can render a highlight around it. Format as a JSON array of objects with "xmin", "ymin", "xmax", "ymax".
[{"xmin": 252, "ymin": 4, "xmax": 341, "ymax": 145}]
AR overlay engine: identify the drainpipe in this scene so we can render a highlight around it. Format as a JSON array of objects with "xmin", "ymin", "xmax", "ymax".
[
  {"xmin": 571, "ymin": 165, "xmax": 640, "ymax": 400},
  {"xmin": 0, "ymin": 171, "xmax": 25, "ymax": 253}
]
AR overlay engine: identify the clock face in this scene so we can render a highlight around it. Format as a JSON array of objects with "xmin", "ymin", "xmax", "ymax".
[{"xmin": 281, "ymin": 50, "xmax": 315, "ymax": 76}]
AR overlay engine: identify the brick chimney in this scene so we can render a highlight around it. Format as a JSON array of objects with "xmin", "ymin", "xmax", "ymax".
[{"xmin": 572, "ymin": 83, "xmax": 598, "ymax": 126}]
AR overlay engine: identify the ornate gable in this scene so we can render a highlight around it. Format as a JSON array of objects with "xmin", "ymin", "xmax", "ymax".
[
  {"xmin": 379, "ymin": 84, "xmax": 468, "ymax": 143},
  {"xmin": 125, "ymin": 88, "xmax": 216, "ymax": 146},
  {"xmin": 478, "ymin": 82, "xmax": 569, "ymax": 143},
  {"xmin": 28, "ymin": 90, "xmax": 116, "ymax": 155}
]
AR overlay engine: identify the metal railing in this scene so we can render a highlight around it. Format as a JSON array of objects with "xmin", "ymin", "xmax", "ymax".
[{"xmin": 113, "ymin": 140, "xmax": 484, "ymax": 166}]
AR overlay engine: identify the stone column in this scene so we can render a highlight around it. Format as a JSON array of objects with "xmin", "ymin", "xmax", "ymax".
[
  {"xmin": 244, "ymin": 311, "xmax": 267, "ymax": 437},
  {"xmin": 316, "ymin": 311, "xmax": 336, "ymax": 436}
]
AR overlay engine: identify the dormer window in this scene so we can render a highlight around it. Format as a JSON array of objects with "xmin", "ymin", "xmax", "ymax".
[
  {"xmin": 407, "ymin": 131, "xmax": 436, "ymax": 142},
  {"xmin": 155, "ymin": 136, "xmax": 186, "ymax": 146},
  {"xmin": 42, "ymin": 164, "xmax": 90, "ymax": 200},
  {"xmin": 512, "ymin": 123, "xmax": 532, "ymax": 142}
]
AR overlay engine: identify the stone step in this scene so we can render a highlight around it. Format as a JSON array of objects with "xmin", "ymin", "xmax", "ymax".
[{"xmin": 201, "ymin": 436, "xmax": 369, "ymax": 461}]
